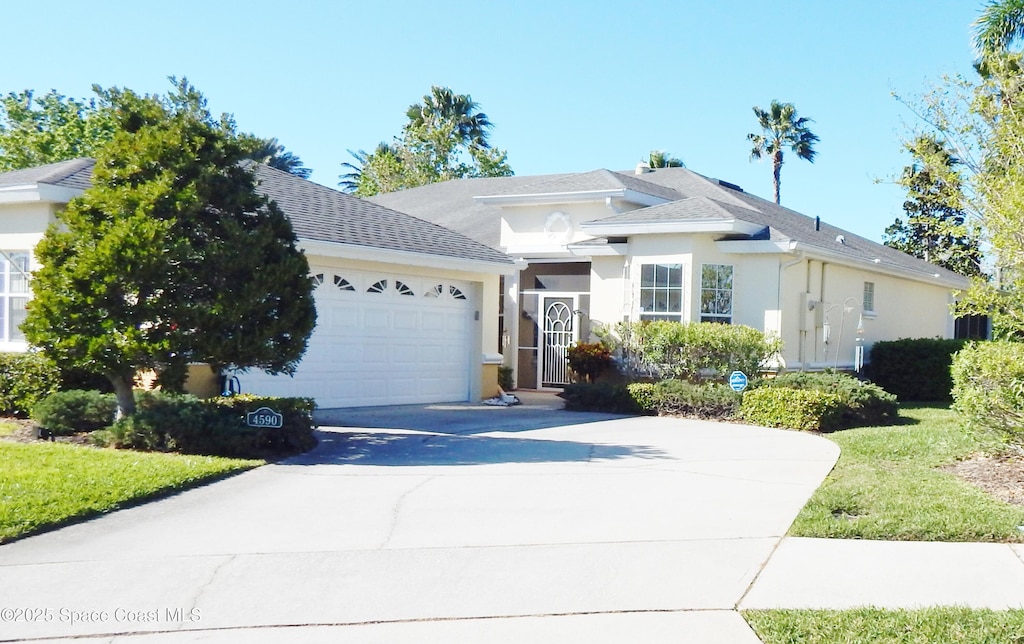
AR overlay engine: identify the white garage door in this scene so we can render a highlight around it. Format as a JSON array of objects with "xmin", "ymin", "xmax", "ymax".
[{"xmin": 239, "ymin": 268, "xmax": 475, "ymax": 408}]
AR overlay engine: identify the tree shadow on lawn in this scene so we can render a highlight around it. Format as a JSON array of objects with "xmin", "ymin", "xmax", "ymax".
[{"xmin": 283, "ymin": 429, "xmax": 669, "ymax": 467}]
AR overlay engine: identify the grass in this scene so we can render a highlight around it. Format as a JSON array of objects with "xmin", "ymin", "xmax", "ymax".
[
  {"xmin": 744, "ymin": 608, "xmax": 1024, "ymax": 643},
  {"xmin": 0, "ymin": 441, "xmax": 261, "ymax": 543},
  {"xmin": 790, "ymin": 405, "xmax": 1024, "ymax": 542}
]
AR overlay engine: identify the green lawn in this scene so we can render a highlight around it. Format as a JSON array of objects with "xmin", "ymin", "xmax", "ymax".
[
  {"xmin": 790, "ymin": 405, "xmax": 1024, "ymax": 542},
  {"xmin": 744, "ymin": 608, "xmax": 1024, "ymax": 643},
  {"xmin": 0, "ymin": 441, "xmax": 260, "ymax": 543}
]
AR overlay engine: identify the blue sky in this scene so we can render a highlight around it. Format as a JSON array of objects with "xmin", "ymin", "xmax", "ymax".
[{"xmin": 5, "ymin": 1, "xmax": 983, "ymax": 242}]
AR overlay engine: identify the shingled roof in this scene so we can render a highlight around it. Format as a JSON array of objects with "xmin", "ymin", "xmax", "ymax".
[
  {"xmin": 0, "ymin": 159, "xmax": 512, "ymax": 268},
  {"xmin": 368, "ymin": 164, "xmax": 970, "ymax": 287}
]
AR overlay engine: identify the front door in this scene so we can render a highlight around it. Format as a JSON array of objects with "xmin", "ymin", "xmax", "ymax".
[{"xmin": 540, "ymin": 296, "xmax": 576, "ymax": 387}]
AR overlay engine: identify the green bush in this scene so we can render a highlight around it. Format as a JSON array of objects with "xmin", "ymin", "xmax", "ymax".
[
  {"xmin": 498, "ymin": 366, "xmax": 514, "ymax": 391},
  {"xmin": 651, "ymin": 380, "xmax": 741, "ymax": 419},
  {"xmin": 559, "ymin": 382, "xmax": 652, "ymax": 414},
  {"xmin": 866, "ymin": 338, "xmax": 969, "ymax": 401},
  {"xmin": 31, "ymin": 390, "xmax": 117, "ymax": 435},
  {"xmin": 617, "ymin": 320, "xmax": 781, "ymax": 381},
  {"xmin": 566, "ymin": 342, "xmax": 613, "ymax": 383},
  {"xmin": 0, "ymin": 353, "xmax": 61, "ymax": 416},
  {"xmin": 951, "ymin": 341, "xmax": 1024, "ymax": 446},
  {"xmin": 626, "ymin": 382, "xmax": 655, "ymax": 413},
  {"xmin": 740, "ymin": 387, "xmax": 845, "ymax": 431},
  {"xmin": 95, "ymin": 392, "xmax": 317, "ymax": 457},
  {"xmin": 768, "ymin": 371, "xmax": 898, "ymax": 427}
]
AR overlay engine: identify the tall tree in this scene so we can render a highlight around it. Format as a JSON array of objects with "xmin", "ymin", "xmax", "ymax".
[
  {"xmin": 238, "ymin": 134, "xmax": 312, "ymax": 178},
  {"xmin": 405, "ymin": 85, "xmax": 492, "ymax": 150},
  {"xmin": 884, "ymin": 135, "xmax": 983, "ymax": 276},
  {"xmin": 974, "ymin": 0, "xmax": 1024, "ymax": 56},
  {"xmin": 339, "ymin": 86, "xmax": 512, "ymax": 196},
  {"xmin": 22, "ymin": 80, "xmax": 316, "ymax": 417},
  {"xmin": 648, "ymin": 150, "xmax": 684, "ymax": 168},
  {"xmin": 0, "ymin": 89, "xmax": 116, "ymax": 171},
  {"xmin": 747, "ymin": 100, "xmax": 819, "ymax": 205}
]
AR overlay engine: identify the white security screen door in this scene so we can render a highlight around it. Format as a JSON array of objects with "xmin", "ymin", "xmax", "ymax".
[{"xmin": 541, "ymin": 296, "xmax": 576, "ymax": 387}]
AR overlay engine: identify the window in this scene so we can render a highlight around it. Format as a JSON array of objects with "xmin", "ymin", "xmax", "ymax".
[
  {"xmin": 863, "ymin": 282, "xmax": 875, "ymax": 313},
  {"xmin": 639, "ymin": 263, "xmax": 682, "ymax": 320},
  {"xmin": 310, "ymin": 273, "xmax": 325, "ymax": 287},
  {"xmin": 700, "ymin": 264, "xmax": 733, "ymax": 324},
  {"xmin": 396, "ymin": 281, "xmax": 414, "ymax": 296},
  {"xmin": 367, "ymin": 279, "xmax": 388, "ymax": 294},
  {"xmin": 1, "ymin": 251, "xmax": 30, "ymax": 342},
  {"xmin": 333, "ymin": 275, "xmax": 355, "ymax": 291}
]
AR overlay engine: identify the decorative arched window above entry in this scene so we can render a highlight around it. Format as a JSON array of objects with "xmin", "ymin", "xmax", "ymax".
[
  {"xmin": 310, "ymin": 273, "xmax": 325, "ymax": 287},
  {"xmin": 426, "ymin": 284, "xmax": 444, "ymax": 298},
  {"xmin": 450, "ymin": 286, "xmax": 467, "ymax": 300},
  {"xmin": 367, "ymin": 279, "xmax": 388, "ymax": 294},
  {"xmin": 396, "ymin": 281, "xmax": 414, "ymax": 296},
  {"xmin": 333, "ymin": 275, "xmax": 355, "ymax": 291}
]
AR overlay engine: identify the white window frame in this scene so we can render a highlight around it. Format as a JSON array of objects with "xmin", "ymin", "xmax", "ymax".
[
  {"xmin": 639, "ymin": 263, "xmax": 683, "ymax": 321},
  {"xmin": 0, "ymin": 250, "xmax": 31, "ymax": 343},
  {"xmin": 700, "ymin": 263, "xmax": 734, "ymax": 324},
  {"xmin": 863, "ymin": 281, "xmax": 875, "ymax": 314}
]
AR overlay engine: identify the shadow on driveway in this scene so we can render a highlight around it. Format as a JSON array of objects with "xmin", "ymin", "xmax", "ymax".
[
  {"xmin": 285, "ymin": 430, "xmax": 670, "ymax": 467},
  {"xmin": 313, "ymin": 392, "xmax": 631, "ymax": 436}
]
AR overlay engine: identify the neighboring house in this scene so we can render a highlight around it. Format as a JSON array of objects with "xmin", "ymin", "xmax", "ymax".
[
  {"xmin": 372, "ymin": 164, "xmax": 973, "ymax": 390},
  {"xmin": 0, "ymin": 158, "xmax": 514, "ymax": 408}
]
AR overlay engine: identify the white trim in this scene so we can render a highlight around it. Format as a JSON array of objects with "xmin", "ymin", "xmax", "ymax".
[
  {"xmin": 790, "ymin": 242, "xmax": 969, "ymax": 289},
  {"xmin": 475, "ymin": 188, "xmax": 670, "ymax": 208},
  {"xmin": 299, "ymin": 239, "xmax": 516, "ymax": 275},
  {"xmin": 0, "ymin": 183, "xmax": 82, "ymax": 204},
  {"xmin": 581, "ymin": 218, "xmax": 764, "ymax": 236},
  {"xmin": 567, "ymin": 242, "xmax": 628, "ymax": 256}
]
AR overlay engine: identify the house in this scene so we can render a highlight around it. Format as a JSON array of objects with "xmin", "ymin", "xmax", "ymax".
[
  {"xmin": 371, "ymin": 164, "xmax": 973, "ymax": 389},
  {"xmin": 0, "ymin": 158, "xmax": 515, "ymax": 408}
]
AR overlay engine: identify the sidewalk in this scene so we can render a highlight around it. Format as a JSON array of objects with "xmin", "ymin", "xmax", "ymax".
[{"xmin": 742, "ymin": 536, "xmax": 1024, "ymax": 611}]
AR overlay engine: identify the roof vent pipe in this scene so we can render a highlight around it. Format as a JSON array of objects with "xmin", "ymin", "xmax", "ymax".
[
  {"xmin": 815, "ymin": 216, "xmax": 820, "ymax": 231},
  {"xmin": 635, "ymin": 162, "xmax": 652, "ymax": 175}
]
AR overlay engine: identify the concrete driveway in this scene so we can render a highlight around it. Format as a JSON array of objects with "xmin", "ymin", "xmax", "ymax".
[{"xmin": 0, "ymin": 393, "xmax": 838, "ymax": 643}]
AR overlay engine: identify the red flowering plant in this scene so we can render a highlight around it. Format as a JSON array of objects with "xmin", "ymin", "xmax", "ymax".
[{"xmin": 565, "ymin": 342, "xmax": 613, "ymax": 383}]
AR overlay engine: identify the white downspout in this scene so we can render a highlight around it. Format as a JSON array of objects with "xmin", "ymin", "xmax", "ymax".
[{"xmin": 778, "ymin": 248, "xmax": 805, "ymax": 369}]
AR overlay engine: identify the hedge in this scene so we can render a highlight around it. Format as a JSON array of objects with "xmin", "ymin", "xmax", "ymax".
[
  {"xmin": 866, "ymin": 338, "xmax": 968, "ymax": 401},
  {"xmin": 31, "ymin": 389, "xmax": 117, "ymax": 435},
  {"xmin": 740, "ymin": 388, "xmax": 845, "ymax": 432},
  {"xmin": 951, "ymin": 341, "xmax": 1024, "ymax": 446},
  {"xmin": 650, "ymin": 380, "xmax": 741, "ymax": 419},
  {"xmin": 0, "ymin": 352, "xmax": 61, "ymax": 416},
  {"xmin": 768, "ymin": 371, "xmax": 898, "ymax": 427}
]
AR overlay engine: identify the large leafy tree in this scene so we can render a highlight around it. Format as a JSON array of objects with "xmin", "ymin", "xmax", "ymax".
[
  {"xmin": 22, "ymin": 79, "xmax": 316, "ymax": 417},
  {"xmin": 339, "ymin": 86, "xmax": 513, "ymax": 196},
  {"xmin": 884, "ymin": 135, "xmax": 983, "ymax": 277},
  {"xmin": 0, "ymin": 89, "xmax": 117, "ymax": 171},
  {"xmin": 747, "ymin": 100, "xmax": 819, "ymax": 205}
]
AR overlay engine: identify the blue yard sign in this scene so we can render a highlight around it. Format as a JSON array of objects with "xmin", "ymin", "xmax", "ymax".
[{"xmin": 729, "ymin": 370, "xmax": 748, "ymax": 392}]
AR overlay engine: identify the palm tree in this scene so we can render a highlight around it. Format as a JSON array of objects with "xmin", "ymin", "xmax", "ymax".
[
  {"xmin": 648, "ymin": 150, "xmax": 684, "ymax": 168},
  {"xmin": 747, "ymin": 100, "xmax": 819, "ymax": 205},
  {"xmin": 406, "ymin": 86, "xmax": 492, "ymax": 149},
  {"xmin": 241, "ymin": 136, "xmax": 312, "ymax": 179},
  {"xmin": 974, "ymin": 0, "xmax": 1024, "ymax": 56},
  {"xmin": 338, "ymin": 142, "xmax": 403, "ymax": 196}
]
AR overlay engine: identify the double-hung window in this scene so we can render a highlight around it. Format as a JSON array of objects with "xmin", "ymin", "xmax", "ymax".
[
  {"xmin": 700, "ymin": 264, "xmax": 733, "ymax": 324},
  {"xmin": 1, "ymin": 251, "xmax": 30, "ymax": 343},
  {"xmin": 639, "ymin": 263, "xmax": 682, "ymax": 321},
  {"xmin": 863, "ymin": 282, "xmax": 875, "ymax": 314}
]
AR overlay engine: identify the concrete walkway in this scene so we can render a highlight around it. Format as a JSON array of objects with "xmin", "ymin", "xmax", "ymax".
[{"xmin": 1, "ymin": 392, "xmax": 1022, "ymax": 643}]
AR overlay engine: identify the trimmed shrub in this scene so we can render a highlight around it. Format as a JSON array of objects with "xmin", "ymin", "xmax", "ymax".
[
  {"xmin": 0, "ymin": 352, "xmax": 61, "ymax": 416},
  {"xmin": 651, "ymin": 380, "xmax": 741, "ymax": 419},
  {"xmin": 31, "ymin": 389, "xmax": 117, "ymax": 435},
  {"xmin": 866, "ymin": 338, "xmax": 968, "ymax": 401},
  {"xmin": 740, "ymin": 387, "xmax": 845, "ymax": 432},
  {"xmin": 566, "ymin": 341, "xmax": 613, "ymax": 383},
  {"xmin": 498, "ymin": 366, "xmax": 514, "ymax": 391},
  {"xmin": 96, "ymin": 392, "xmax": 317, "ymax": 457},
  {"xmin": 617, "ymin": 320, "xmax": 781, "ymax": 381},
  {"xmin": 768, "ymin": 371, "xmax": 898, "ymax": 427},
  {"xmin": 560, "ymin": 382, "xmax": 651, "ymax": 414},
  {"xmin": 951, "ymin": 341, "xmax": 1024, "ymax": 446},
  {"xmin": 626, "ymin": 382, "xmax": 655, "ymax": 413}
]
